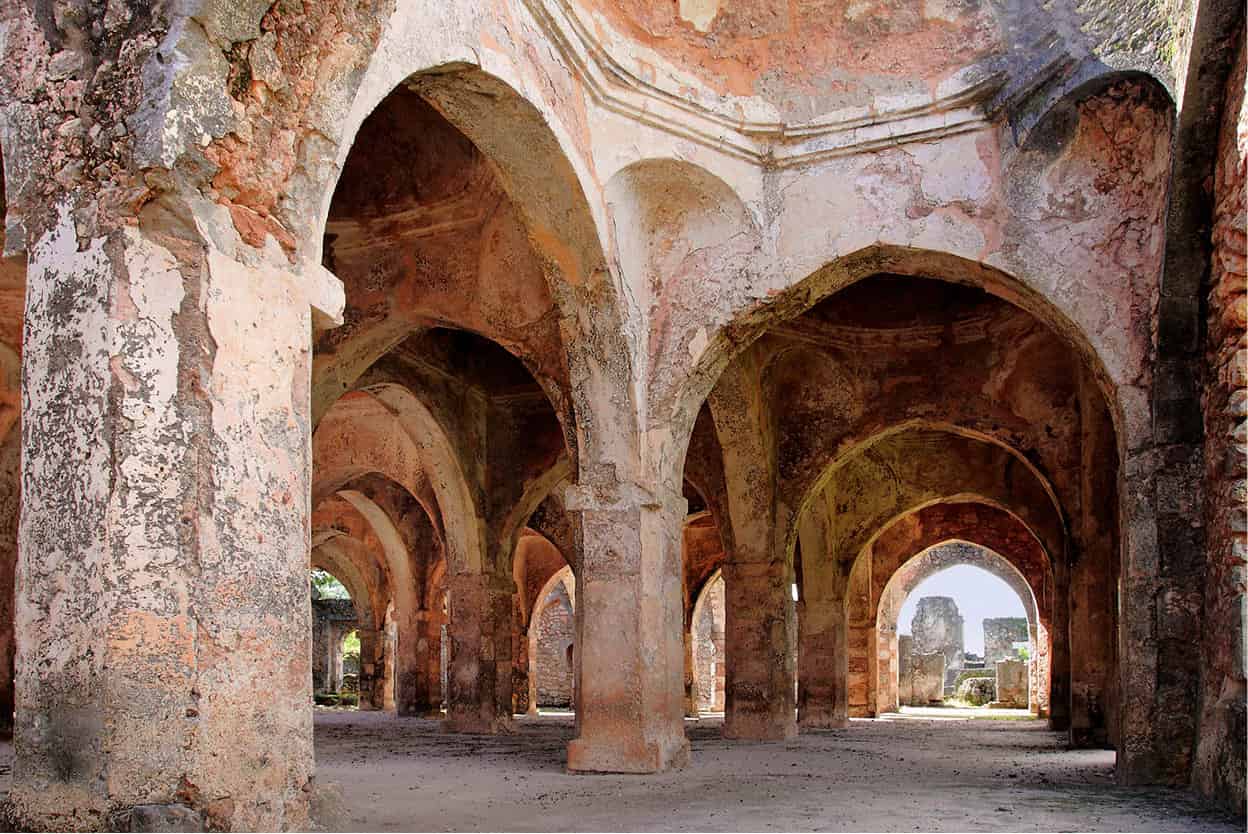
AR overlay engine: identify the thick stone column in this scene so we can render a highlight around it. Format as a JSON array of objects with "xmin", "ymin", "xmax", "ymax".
[
  {"xmin": 1068, "ymin": 556, "xmax": 1111, "ymax": 747},
  {"xmin": 444, "ymin": 572, "xmax": 514, "ymax": 733},
  {"xmin": 0, "ymin": 428, "xmax": 17, "ymax": 737},
  {"xmin": 684, "ymin": 626, "xmax": 700, "ymax": 717},
  {"xmin": 396, "ymin": 609, "xmax": 444, "ymax": 716},
  {"xmin": 565, "ymin": 482, "xmax": 689, "ymax": 772},
  {"xmin": 797, "ymin": 592, "xmax": 849, "ymax": 729},
  {"xmin": 724, "ymin": 559, "xmax": 797, "ymax": 739},
  {"xmin": 328, "ymin": 625, "xmax": 345, "ymax": 693},
  {"xmin": 797, "ymin": 508, "xmax": 848, "ymax": 729},
  {"xmin": 525, "ymin": 624, "xmax": 541, "ymax": 716},
  {"xmin": 389, "ymin": 609, "xmax": 419, "ymax": 714},
  {"xmin": 1049, "ymin": 558, "xmax": 1072, "ymax": 731},
  {"xmin": 711, "ymin": 353, "xmax": 795, "ymax": 741},
  {"xmin": 513, "ymin": 599, "xmax": 530, "ymax": 716},
  {"xmin": 1117, "ymin": 447, "xmax": 1184, "ymax": 782},
  {"xmin": 876, "ymin": 626, "xmax": 900, "ymax": 714},
  {"xmin": 10, "ymin": 208, "xmax": 333, "ymax": 830},
  {"xmin": 382, "ymin": 618, "xmax": 397, "ymax": 711},
  {"xmin": 357, "ymin": 627, "xmax": 384, "ymax": 711},
  {"xmin": 1069, "ymin": 370, "xmax": 1118, "ymax": 748}
]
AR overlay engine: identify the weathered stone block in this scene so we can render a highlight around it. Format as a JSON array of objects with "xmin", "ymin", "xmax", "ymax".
[
  {"xmin": 957, "ymin": 676, "xmax": 995, "ymax": 706},
  {"xmin": 983, "ymin": 617, "xmax": 1028, "ymax": 665},
  {"xmin": 994, "ymin": 659, "xmax": 1028, "ymax": 708},
  {"xmin": 128, "ymin": 804, "xmax": 203, "ymax": 833},
  {"xmin": 909, "ymin": 652, "xmax": 945, "ymax": 705}
]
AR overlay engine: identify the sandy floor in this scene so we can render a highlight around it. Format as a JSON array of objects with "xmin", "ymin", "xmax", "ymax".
[
  {"xmin": 311, "ymin": 709, "xmax": 1242, "ymax": 832},
  {"xmin": 0, "ymin": 709, "xmax": 1239, "ymax": 831}
]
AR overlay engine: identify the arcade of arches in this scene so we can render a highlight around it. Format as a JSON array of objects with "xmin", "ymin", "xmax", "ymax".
[{"xmin": 0, "ymin": 0, "xmax": 1244, "ymax": 829}]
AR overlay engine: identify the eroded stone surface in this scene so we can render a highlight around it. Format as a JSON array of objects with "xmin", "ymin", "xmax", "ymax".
[{"xmin": 0, "ymin": 0, "xmax": 1241, "ymax": 826}]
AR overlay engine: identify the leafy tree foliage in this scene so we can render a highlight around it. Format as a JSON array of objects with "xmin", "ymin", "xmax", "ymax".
[{"xmin": 311, "ymin": 568, "xmax": 350, "ymax": 600}]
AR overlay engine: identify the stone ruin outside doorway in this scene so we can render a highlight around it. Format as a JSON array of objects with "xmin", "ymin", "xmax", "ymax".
[{"xmin": 884, "ymin": 544, "xmax": 1042, "ymax": 715}]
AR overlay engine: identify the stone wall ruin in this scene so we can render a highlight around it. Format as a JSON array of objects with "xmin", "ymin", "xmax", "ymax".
[{"xmin": 0, "ymin": 0, "xmax": 1240, "ymax": 827}]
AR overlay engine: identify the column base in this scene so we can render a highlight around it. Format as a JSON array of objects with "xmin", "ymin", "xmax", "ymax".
[
  {"xmin": 396, "ymin": 700, "xmax": 443, "ymax": 718},
  {"xmin": 799, "ymin": 711, "xmax": 849, "ymax": 730},
  {"xmin": 1070, "ymin": 727, "xmax": 1111, "ymax": 749},
  {"xmin": 444, "ymin": 714, "xmax": 513, "ymax": 734},
  {"xmin": 723, "ymin": 715, "xmax": 798, "ymax": 741},
  {"xmin": 567, "ymin": 735, "xmax": 690, "ymax": 773}
]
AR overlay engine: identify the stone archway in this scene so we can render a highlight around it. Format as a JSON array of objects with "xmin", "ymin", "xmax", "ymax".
[
  {"xmin": 874, "ymin": 540, "xmax": 1047, "ymax": 717},
  {"xmin": 527, "ymin": 566, "xmax": 576, "ymax": 713},
  {"xmin": 851, "ymin": 501, "xmax": 1055, "ymax": 720}
]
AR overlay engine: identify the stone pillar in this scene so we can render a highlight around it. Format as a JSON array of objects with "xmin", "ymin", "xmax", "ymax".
[
  {"xmin": 327, "ymin": 626, "xmax": 343, "ymax": 692},
  {"xmin": 709, "ymin": 354, "xmax": 793, "ymax": 741},
  {"xmin": 1070, "ymin": 371, "xmax": 1117, "ymax": 748},
  {"xmin": 712, "ymin": 624, "xmax": 726, "ymax": 711},
  {"xmin": 565, "ymin": 483, "xmax": 689, "ymax": 772},
  {"xmin": 796, "ymin": 510, "xmax": 848, "ymax": 730},
  {"xmin": 382, "ymin": 617, "xmax": 397, "ymax": 712},
  {"xmin": 395, "ymin": 611, "xmax": 433, "ymax": 715},
  {"xmin": 526, "ymin": 622, "xmax": 540, "ymax": 716},
  {"xmin": 514, "ymin": 623, "xmax": 531, "ymax": 717},
  {"xmin": 444, "ymin": 572, "xmax": 514, "ymax": 733},
  {"xmin": 0, "ymin": 431, "xmax": 15, "ymax": 737},
  {"xmin": 723, "ymin": 559, "xmax": 797, "ymax": 739},
  {"xmin": 1068, "ymin": 555, "xmax": 1111, "ymax": 746},
  {"xmin": 877, "ymin": 626, "xmax": 899, "ymax": 714},
  {"xmin": 10, "ymin": 212, "xmax": 328, "ymax": 830},
  {"xmin": 857, "ymin": 616, "xmax": 878, "ymax": 717},
  {"xmin": 1049, "ymin": 557, "xmax": 1072, "ymax": 731},
  {"xmin": 311, "ymin": 613, "xmax": 328, "ymax": 693},
  {"xmin": 510, "ymin": 590, "xmax": 528, "ymax": 716},
  {"xmin": 684, "ymin": 625, "xmax": 700, "ymax": 717},
  {"xmin": 357, "ymin": 627, "xmax": 382, "ymax": 711},
  {"xmin": 797, "ymin": 591, "xmax": 849, "ymax": 729}
]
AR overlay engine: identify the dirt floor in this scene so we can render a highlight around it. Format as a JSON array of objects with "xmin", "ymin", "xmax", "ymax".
[
  {"xmin": 0, "ymin": 708, "xmax": 1240, "ymax": 831},
  {"xmin": 308, "ymin": 708, "xmax": 1243, "ymax": 832}
]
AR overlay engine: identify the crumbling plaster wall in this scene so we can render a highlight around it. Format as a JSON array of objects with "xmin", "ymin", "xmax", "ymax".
[
  {"xmin": 0, "ymin": 0, "xmax": 1229, "ymax": 822},
  {"xmin": 1194, "ymin": 30, "xmax": 1247, "ymax": 814}
]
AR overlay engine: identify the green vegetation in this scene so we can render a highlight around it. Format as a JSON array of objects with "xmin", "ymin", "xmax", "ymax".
[
  {"xmin": 311, "ymin": 569, "xmax": 350, "ymax": 599},
  {"xmin": 342, "ymin": 629, "xmax": 360, "ymax": 656}
]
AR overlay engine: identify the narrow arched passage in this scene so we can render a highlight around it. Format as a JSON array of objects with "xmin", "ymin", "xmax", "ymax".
[{"xmin": 877, "ymin": 542, "xmax": 1046, "ymax": 716}]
